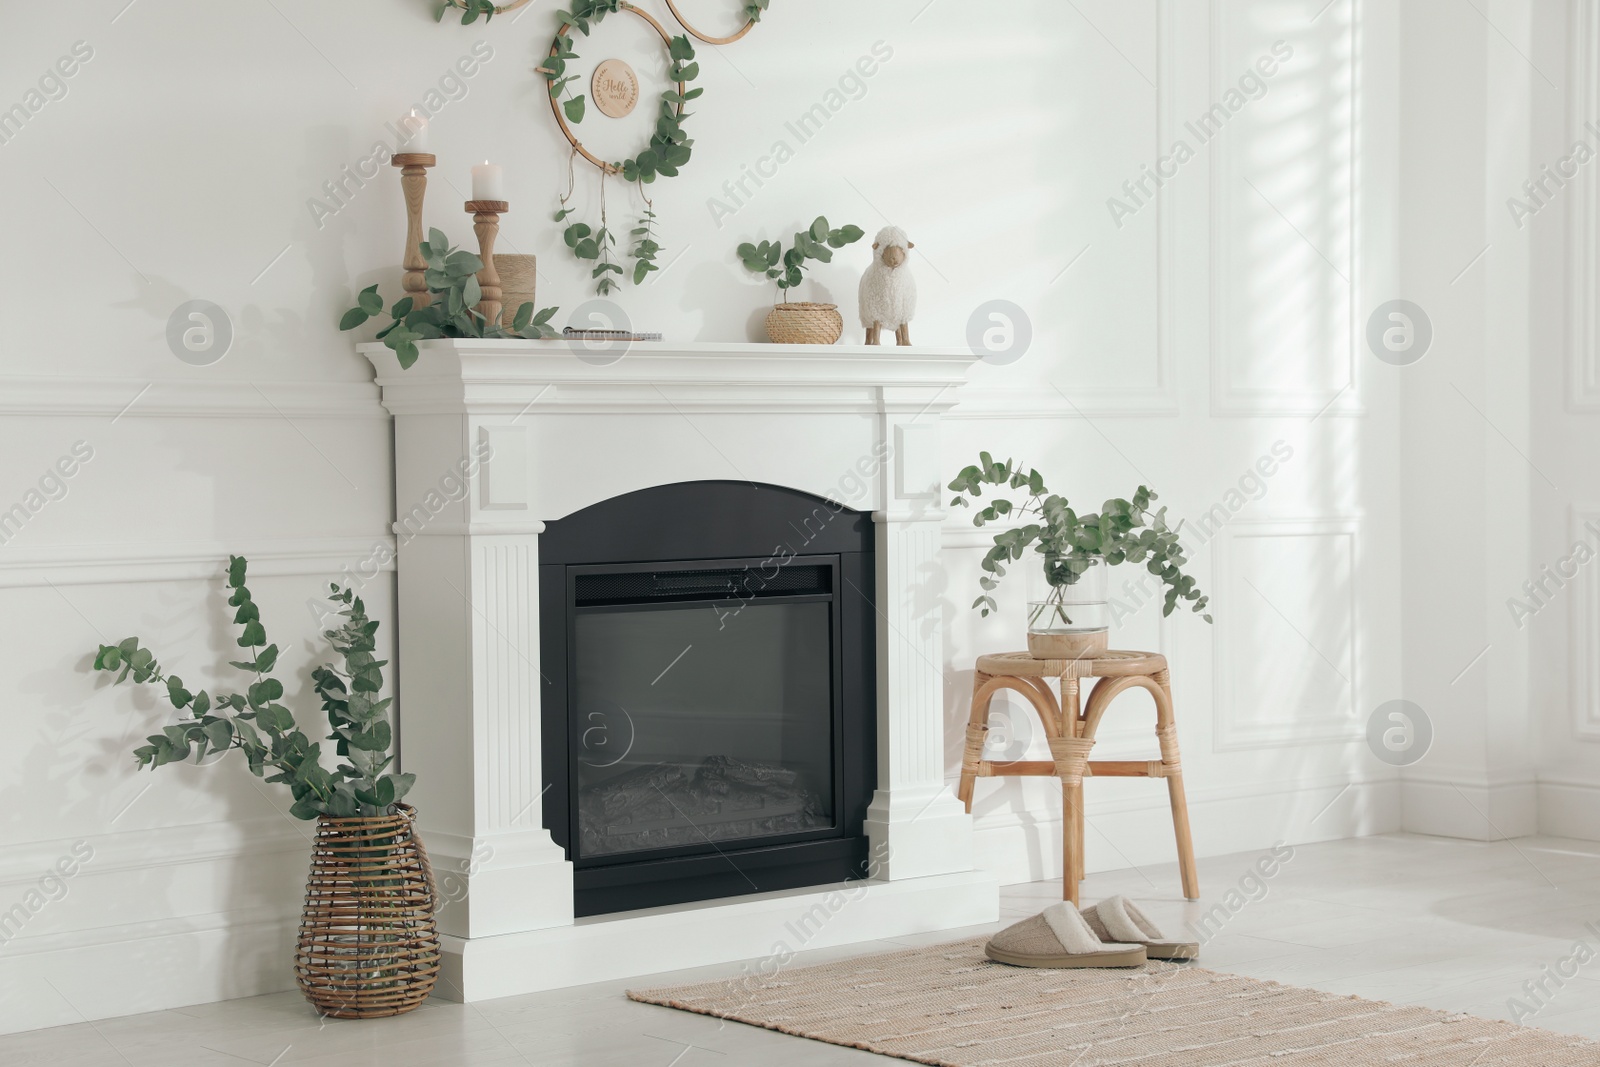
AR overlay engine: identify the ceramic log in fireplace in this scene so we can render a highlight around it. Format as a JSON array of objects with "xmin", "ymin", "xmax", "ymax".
[{"xmin": 539, "ymin": 481, "xmax": 876, "ymax": 916}]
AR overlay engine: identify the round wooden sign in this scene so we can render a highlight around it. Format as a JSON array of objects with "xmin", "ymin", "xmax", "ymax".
[{"xmin": 592, "ymin": 59, "xmax": 640, "ymax": 118}]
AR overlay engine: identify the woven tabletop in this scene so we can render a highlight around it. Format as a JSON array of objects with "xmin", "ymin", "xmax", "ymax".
[{"xmin": 975, "ymin": 648, "xmax": 1165, "ymax": 679}]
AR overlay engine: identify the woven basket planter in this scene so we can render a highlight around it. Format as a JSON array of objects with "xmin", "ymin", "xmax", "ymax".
[
  {"xmin": 294, "ymin": 804, "xmax": 441, "ymax": 1019},
  {"xmin": 765, "ymin": 301, "xmax": 843, "ymax": 344}
]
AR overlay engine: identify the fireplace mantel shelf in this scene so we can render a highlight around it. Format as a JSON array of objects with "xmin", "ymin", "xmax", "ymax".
[{"xmin": 359, "ymin": 339, "xmax": 980, "ymax": 415}]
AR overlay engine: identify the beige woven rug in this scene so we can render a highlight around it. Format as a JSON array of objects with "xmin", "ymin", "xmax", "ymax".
[{"xmin": 629, "ymin": 937, "xmax": 1599, "ymax": 1066}]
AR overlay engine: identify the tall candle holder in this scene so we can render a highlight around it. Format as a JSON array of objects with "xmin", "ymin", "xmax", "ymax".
[
  {"xmin": 392, "ymin": 152, "xmax": 436, "ymax": 308},
  {"xmin": 465, "ymin": 200, "xmax": 508, "ymax": 326}
]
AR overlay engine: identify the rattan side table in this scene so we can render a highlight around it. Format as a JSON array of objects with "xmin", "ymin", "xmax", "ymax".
[{"xmin": 959, "ymin": 649, "xmax": 1199, "ymax": 904}]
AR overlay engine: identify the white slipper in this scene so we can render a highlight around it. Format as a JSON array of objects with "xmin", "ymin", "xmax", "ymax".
[
  {"xmin": 1080, "ymin": 895, "xmax": 1198, "ymax": 961},
  {"xmin": 984, "ymin": 901, "xmax": 1148, "ymax": 968}
]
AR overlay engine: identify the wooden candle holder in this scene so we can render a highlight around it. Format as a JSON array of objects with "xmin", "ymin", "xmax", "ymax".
[
  {"xmin": 392, "ymin": 153, "xmax": 437, "ymax": 309},
  {"xmin": 465, "ymin": 200, "xmax": 508, "ymax": 327}
]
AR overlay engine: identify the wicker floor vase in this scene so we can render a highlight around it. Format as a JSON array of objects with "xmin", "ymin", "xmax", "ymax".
[{"xmin": 294, "ymin": 804, "xmax": 441, "ymax": 1019}]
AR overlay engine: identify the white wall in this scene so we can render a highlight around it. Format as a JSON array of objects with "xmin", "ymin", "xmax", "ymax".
[
  {"xmin": 1393, "ymin": 0, "xmax": 1540, "ymax": 837},
  {"xmin": 1529, "ymin": 0, "xmax": 1600, "ymax": 837},
  {"xmin": 941, "ymin": 0, "xmax": 1405, "ymax": 884},
  {"xmin": 0, "ymin": 0, "xmax": 1407, "ymax": 1033},
  {"xmin": 1389, "ymin": 0, "xmax": 1600, "ymax": 841}
]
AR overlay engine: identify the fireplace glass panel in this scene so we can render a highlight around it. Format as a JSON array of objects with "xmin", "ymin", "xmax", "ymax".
[{"xmin": 572, "ymin": 598, "xmax": 835, "ymax": 861}]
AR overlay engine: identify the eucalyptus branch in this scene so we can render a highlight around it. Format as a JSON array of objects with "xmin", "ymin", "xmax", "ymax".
[
  {"xmin": 339, "ymin": 230, "xmax": 559, "ymax": 367},
  {"xmin": 630, "ymin": 198, "xmax": 660, "ymax": 285},
  {"xmin": 948, "ymin": 453, "xmax": 1212, "ymax": 623},
  {"xmin": 91, "ymin": 556, "xmax": 415, "ymax": 820},
  {"xmin": 436, "ymin": 0, "xmax": 499, "ymax": 24},
  {"xmin": 738, "ymin": 216, "xmax": 865, "ymax": 298}
]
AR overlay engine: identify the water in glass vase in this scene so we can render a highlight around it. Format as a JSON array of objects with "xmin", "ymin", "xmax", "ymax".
[{"xmin": 1026, "ymin": 556, "xmax": 1109, "ymax": 657}]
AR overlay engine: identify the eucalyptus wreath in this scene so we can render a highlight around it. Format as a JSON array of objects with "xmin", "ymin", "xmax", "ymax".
[
  {"xmin": 542, "ymin": 2, "xmax": 700, "ymax": 180},
  {"xmin": 434, "ymin": 0, "xmax": 521, "ymax": 24},
  {"xmin": 540, "ymin": 0, "xmax": 700, "ymax": 294},
  {"xmin": 662, "ymin": 0, "xmax": 771, "ymax": 46}
]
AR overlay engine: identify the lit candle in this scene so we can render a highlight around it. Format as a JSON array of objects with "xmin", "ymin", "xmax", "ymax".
[
  {"xmin": 471, "ymin": 160, "xmax": 505, "ymax": 201},
  {"xmin": 400, "ymin": 109, "xmax": 429, "ymax": 153}
]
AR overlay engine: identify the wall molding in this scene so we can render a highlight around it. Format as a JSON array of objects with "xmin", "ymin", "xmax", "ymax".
[
  {"xmin": 1208, "ymin": 0, "xmax": 1364, "ymax": 418},
  {"xmin": 970, "ymin": 1, "xmax": 1180, "ymax": 420},
  {"xmin": 1212, "ymin": 516, "xmax": 1363, "ymax": 750},
  {"xmin": 1569, "ymin": 505, "xmax": 1600, "ymax": 739},
  {"xmin": 967, "ymin": 767, "xmax": 1396, "ymax": 822},
  {"xmin": 0, "ymin": 536, "xmax": 396, "ymax": 589},
  {"xmin": 1401, "ymin": 775, "xmax": 1539, "ymax": 840},
  {"xmin": 0, "ymin": 907, "xmax": 295, "ymax": 959},
  {"xmin": 1538, "ymin": 777, "xmax": 1600, "ymax": 840},
  {"xmin": 947, "ymin": 387, "xmax": 1180, "ymax": 420},
  {"xmin": 1567, "ymin": 0, "xmax": 1600, "ymax": 411},
  {"xmin": 0, "ymin": 914, "xmax": 297, "ymax": 1036},
  {"xmin": 0, "ymin": 376, "xmax": 385, "ymax": 420},
  {"xmin": 941, "ymin": 524, "xmax": 1000, "ymax": 550},
  {"xmin": 971, "ymin": 772, "xmax": 1401, "ymax": 885},
  {"xmin": 0, "ymin": 815, "xmax": 309, "ymax": 887}
]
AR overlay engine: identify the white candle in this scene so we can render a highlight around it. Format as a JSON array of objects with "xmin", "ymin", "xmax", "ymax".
[
  {"xmin": 471, "ymin": 161, "xmax": 505, "ymax": 201},
  {"xmin": 400, "ymin": 109, "xmax": 429, "ymax": 152}
]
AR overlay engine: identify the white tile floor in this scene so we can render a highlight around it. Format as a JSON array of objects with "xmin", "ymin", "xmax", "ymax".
[{"xmin": 10, "ymin": 833, "xmax": 1600, "ymax": 1065}]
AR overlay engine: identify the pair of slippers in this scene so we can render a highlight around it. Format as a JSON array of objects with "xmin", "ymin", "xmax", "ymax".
[{"xmin": 985, "ymin": 895, "xmax": 1197, "ymax": 969}]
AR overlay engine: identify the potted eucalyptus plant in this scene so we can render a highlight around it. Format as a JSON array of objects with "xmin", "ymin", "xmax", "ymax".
[
  {"xmin": 738, "ymin": 215, "xmax": 864, "ymax": 344},
  {"xmin": 89, "ymin": 557, "xmax": 440, "ymax": 1019},
  {"xmin": 949, "ymin": 454, "xmax": 1211, "ymax": 657}
]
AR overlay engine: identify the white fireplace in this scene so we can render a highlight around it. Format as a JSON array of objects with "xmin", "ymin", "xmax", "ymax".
[{"xmin": 361, "ymin": 338, "xmax": 998, "ymax": 1000}]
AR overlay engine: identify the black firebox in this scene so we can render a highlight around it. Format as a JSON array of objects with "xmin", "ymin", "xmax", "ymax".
[{"xmin": 539, "ymin": 481, "xmax": 878, "ymax": 917}]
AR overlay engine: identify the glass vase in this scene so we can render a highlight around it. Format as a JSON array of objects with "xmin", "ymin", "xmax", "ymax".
[{"xmin": 1025, "ymin": 555, "xmax": 1109, "ymax": 658}]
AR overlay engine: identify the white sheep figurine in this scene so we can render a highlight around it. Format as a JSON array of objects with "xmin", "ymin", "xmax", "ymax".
[{"xmin": 859, "ymin": 225, "xmax": 916, "ymax": 345}]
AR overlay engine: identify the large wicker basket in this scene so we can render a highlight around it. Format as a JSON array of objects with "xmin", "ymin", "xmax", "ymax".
[
  {"xmin": 294, "ymin": 804, "xmax": 441, "ymax": 1019},
  {"xmin": 765, "ymin": 301, "xmax": 844, "ymax": 344}
]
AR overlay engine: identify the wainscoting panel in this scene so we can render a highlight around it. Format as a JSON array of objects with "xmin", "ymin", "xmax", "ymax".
[
  {"xmin": 1213, "ymin": 518, "xmax": 1361, "ymax": 750},
  {"xmin": 1569, "ymin": 506, "xmax": 1600, "ymax": 740},
  {"xmin": 1209, "ymin": 0, "xmax": 1362, "ymax": 417},
  {"xmin": 957, "ymin": 0, "xmax": 1177, "ymax": 419},
  {"xmin": 1568, "ymin": 0, "xmax": 1600, "ymax": 412}
]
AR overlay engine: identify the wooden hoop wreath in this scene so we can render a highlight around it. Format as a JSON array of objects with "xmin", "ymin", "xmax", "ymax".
[
  {"xmin": 548, "ymin": 2, "xmax": 685, "ymax": 176},
  {"xmin": 662, "ymin": 0, "xmax": 757, "ymax": 45}
]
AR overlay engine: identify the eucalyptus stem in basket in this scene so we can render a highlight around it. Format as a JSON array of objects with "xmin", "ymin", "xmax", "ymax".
[
  {"xmin": 90, "ymin": 556, "xmax": 414, "ymax": 819},
  {"xmin": 738, "ymin": 216, "xmax": 864, "ymax": 302}
]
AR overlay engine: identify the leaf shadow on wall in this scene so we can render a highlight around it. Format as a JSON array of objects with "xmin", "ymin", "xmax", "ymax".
[{"xmin": 12, "ymin": 577, "xmax": 311, "ymax": 1004}]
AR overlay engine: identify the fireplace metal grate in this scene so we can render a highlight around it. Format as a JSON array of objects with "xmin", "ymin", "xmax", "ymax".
[{"xmin": 573, "ymin": 564, "xmax": 830, "ymax": 606}]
